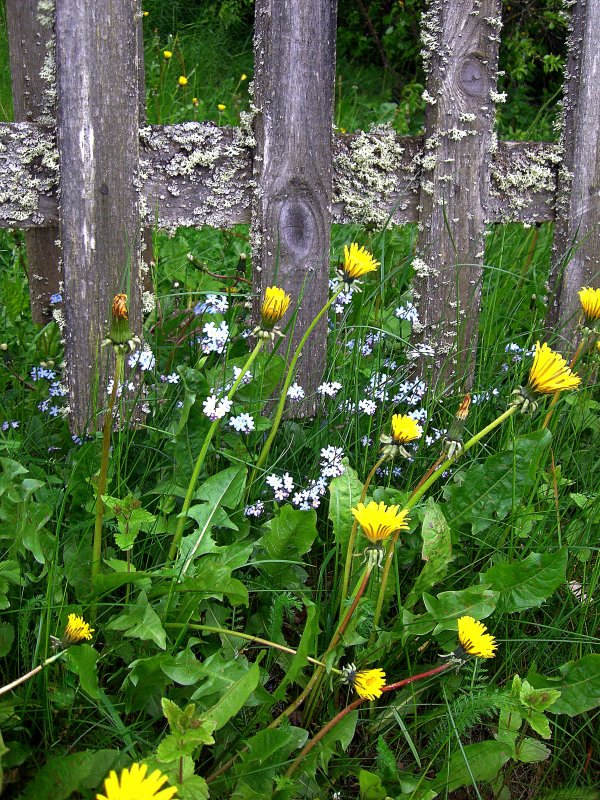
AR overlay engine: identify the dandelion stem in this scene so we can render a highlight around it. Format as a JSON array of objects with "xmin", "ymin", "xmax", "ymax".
[
  {"xmin": 0, "ymin": 651, "xmax": 64, "ymax": 697},
  {"xmin": 206, "ymin": 566, "xmax": 371, "ymax": 785},
  {"xmin": 92, "ymin": 352, "xmax": 124, "ymax": 592},
  {"xmin": 404, "ymin": 404, "xmax": 518, "ymax": 514},
  {"xmin": 339, "ymin": 454, "xmax": 387, "ymax": 618},
  {"xmin": 284, "ymin": 661, "xmax": 452, "ymax": 777},
  {"xmin": 164, "ymin": 622, "xmax": 339, "ymax": 672},
  {"xmin": 369, "ymin": 451, "xmax": 444, "ymax": 644},
  {"xmin": 251, "ymin": 291, "xmax": 341, "ymax": 488},
  {"xmin": 168, "ymin": 341, "xmax": 263, "ymax": 562}
]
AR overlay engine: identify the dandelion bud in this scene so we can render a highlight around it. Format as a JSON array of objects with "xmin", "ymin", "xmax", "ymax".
[
  {"xmin": 442, "ymin": 393, "xmax": 470, "ymax": 458},
  {"xmin": 104, "ymin": 293, "xmax": 140, "ymax": 355}
]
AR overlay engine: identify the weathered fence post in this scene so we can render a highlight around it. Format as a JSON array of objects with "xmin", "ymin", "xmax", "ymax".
[
  {"xmin": 413, "ymin": 0, "xmax": 502, "ymax": 389},
  {"xmin": 6, "ymin": 0, "xmax": 61, "ymax": 323},
  {"xmin": 252, "ymin": 0, "xmax": 337, "ymax": 413},
  {"xmin": 55, "ymin": 0, "xmax": 143, "ymax": 431},
  {"xmin": 547, "ymin": 0, "xmax": 600, "ymax": 343}
]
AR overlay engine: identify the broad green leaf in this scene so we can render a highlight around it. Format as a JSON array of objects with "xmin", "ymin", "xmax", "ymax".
[
  {"xmin": 529, "ymin": 654, "xmax": 600, "ymax": 716},
  {"xmin": 106, "ymin": 592, "xmax": 167, "ymax": 649},
  {"xmin": 443, "ymin": 430, "xmax": 551, "ymax": 533},
  {"xmin": 423, "ymin": 585, "xmax": 499, "ymax": 633},
  {"xmin": 259, "ymin": 504, "xmax": 318, "ymax": 586},
  {"xmin": 515, "ymin": 737, "xmax": 551, "ymax": 763},
  {"xmin": 404, "ymin": 499, "xmax": 452, "ymax": 611},
  {"xmin": 194, "ymin": 465, "xmax": 247, "ymax": 509},
  {"xmin": 431, "ymin": 740, "xmax": 512, "ymax": 793},
  {"xmin": 201, "ymin": 661, "xmax": 260, "ymax": 730},
  {"xmin": 328, "ymin": 460, "xmax": 364, "ymax": 553},
  {"xmin": 180, "ymin": 561, "xmax": 249, "ymax": 607},
  {"xmin": 179, "ymin": 503, "xmax": 237, "ymax": 576},
  {"xmin": 232, "ymin": 727, "xmax": 308, "ymax": 795},
  {"xmin": 481, "ymin": 550, "xmax": 567, "ymax": 612},
  {"xmin": 359, "ymin": 769, "xmax": 388, "ymax": 800},
  {"xmin": 64, "ymin": 645, "xmax": 100, "ymax": 699},
  {"xmin": 19, "ymin": 749, "xmax": 120, "ymax": 800}
]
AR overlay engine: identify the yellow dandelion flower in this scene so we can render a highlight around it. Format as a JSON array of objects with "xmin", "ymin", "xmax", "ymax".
[
  {"xmin": 217, "ymin": 103, "xmax": 226, "ymax": 111},
  {"xmin": 340, "ymin": 243, "xmax": 380, "ymax": 284},
  {"xmin": 240, "ymin": 73, "xmax": 248, "ymax": 81},
  {"xmin": 352, "ymin": 501, "xmax": 410, "ymax": 544},
  {"xmin": 391, "ymin": 414, "xmax": 422, "ymax": 443},
  {"xmin": 255, "ymin": 286, "xmax": 291, "ymax": 339},
  {"xmin": 527, "ymin": 342, "xmax": 581, "ymax": 394},
  {"xmin": 578, "ymin": 286, "xmax": 600, "ymax": 323},
  {"xmin": 178, "ymin": 75, "xmax": 188, "ymax": 86},
  {"xmin": 63, "ymin": 613, "xmax": 94, "ymax": 646},
  {"xmin": 96, "ymin": 763, "xmax": 177, "ymax": 800},
  {"xmin": 192, "ymin": 97, "xmax": 199, "ymax": 106},
  {"xmin": 380, "ymin": 414, "xmax": 423, "ymax": 458},
  {"xmin": 457, "ymin": 616, "xmax": 497, "ymax": 659},
  {"xmin": 353, "ymin": 668, "xmax": 386, "ymax": 700},
  {"xmin": 143, "ymin": 10, "xmax": 149, "ymax": 17},
  {"xmin": 163, "ymin": 50, "xmax": 173, "ymax": 59}
]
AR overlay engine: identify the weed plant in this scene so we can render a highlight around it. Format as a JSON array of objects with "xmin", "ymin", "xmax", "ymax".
[{"xmin": 0, "ymin": 2, "xmax": 598, "ymax": 799}]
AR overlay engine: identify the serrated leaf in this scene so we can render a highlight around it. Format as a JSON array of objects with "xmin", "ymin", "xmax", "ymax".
[
  {"xmin": 443, "ymin": 430, "xmax": 551, "ymax": 533},
  {"xmin": 106, "ymin": 592, "xmax": 167, "ymax": 649},
  {"xmin": 274, "ymin": 599, "xmax": 320, "ymax": 699},
  {"xmin": 201, "ymin": 661, "xmax": 260, "ymax": 730},
  {"xmin": 405, "ymin": 499, "xmax": 452, "ymax": 611},
  {"xmin": 519, "ymin": 679, "xmax": 561, "ymax": 712},
  {"xmin": 259, "ymin": 504, "xmax": 318, "ymax": 586},
  {"xmin": 481, "ymin": 550, "xmax": 567, "ymax": 612},
  {"xmin": 19, "ymin": 749, "xmax": 120, "ymax": 800},
  {"xmin": 179, "ymin": 503, "xmax": 237, "ymax": 576},
  {"xmin": 233, "ymin": 727, "xmax": 308, "ymax": 794},
  {"xmin": 0, "ymin": 622, "xmax": 14, "ymax": 658}
]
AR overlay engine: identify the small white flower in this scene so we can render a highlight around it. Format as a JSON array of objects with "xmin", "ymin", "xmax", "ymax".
[
  {"xmin": 228, "ymin": 413, "xmax": 255, "ymax": 433},
  {"xmin": 317, "ymin": 381, "xmax": 343, "ymax": 398},
  {"xmin": 358, "ymin": 399, "xmax": 377, "ymax": 415},
  {"xmin": 128, "ymin": 346, "xmax": 155, "ymax": 371},
  {"xmin": 202, "ymin": 394, "xmax": 232, "ymax": 421},
  {"xmin": 395, "ymin": 302, "xmax": 420, "ymax": 325},
  {"xmin": 287, "ymin": 382, "xmax": 305, "ymax": 401},
  {"xmin": 320, "ymin": 445, "xmax": 345, "ymax": 478},
  {"xmin": 195, "ymin": 294, "xmax": 229, "ymax": 315},
  {"xmin": 244, "ymin": 501, "xmax": 265, "ymax": 517},
  {"xmin": 200, "ymin": 320, "xmax": 229, "ymax": 355}
]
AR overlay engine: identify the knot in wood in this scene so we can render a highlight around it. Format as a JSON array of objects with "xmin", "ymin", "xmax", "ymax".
[
  {"xmin": 459, "ymin": 57, "xmax": 486, "ymax": 98},
  {"xmin": 279, "ymin": 196, "xmax": 316, "ymax": 260}
]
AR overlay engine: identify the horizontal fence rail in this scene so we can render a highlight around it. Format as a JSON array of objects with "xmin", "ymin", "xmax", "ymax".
[{"xmin": 0, "ymin": 124, "xmax": 562, "ymax": 230}]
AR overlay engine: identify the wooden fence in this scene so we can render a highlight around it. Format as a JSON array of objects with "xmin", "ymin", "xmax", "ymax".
[{"xmin": 1, "ymin": 0, "xmax": 599, "ymax": 430}]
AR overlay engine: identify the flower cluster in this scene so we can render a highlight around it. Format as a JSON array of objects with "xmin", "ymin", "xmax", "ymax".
[
  {"xmin": 320, "ymin": 445, "xmax": 345, "ymax": 478},
  {"xmin": 244, "ymin": 500, "xmax": 265, "ymax": 518},
  {"xmin": 129, "ymin": 347, "xmax": 156, "ymax": 372},
  {"xmin": 200, "ymin": 320, "xmax": 229, "ymax": 355},
  {"xmin": 395, "ymin": 302, "xmax": 420, "ymax": 325},
  {"xmin": 317, "ymin": 381, "xmax": 342, "ymax": 398},
  {"xmin": 287, "ymin": 382, "xmax": 305, "ymax": 401},
  {"xmin": 292, "ymin": 477, "xmax": 328, "ymax": 510},
  {"xmin": 194, "ymin": 294, "xmax": 229, "ymax": 315},
  {"xmin": 228, "ymin": 413, "xmax": 255, "ymax": 433},
  {"xmin": 202, "ymin": 394, "xmax": 232, "ymax": 421},
  {"xmin": 266, "ymin": 472, "xmax": 295, "ymax": 501}
]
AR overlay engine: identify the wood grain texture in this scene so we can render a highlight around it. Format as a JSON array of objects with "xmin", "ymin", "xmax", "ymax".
[
  {"xmin": 0, "ymin": 123, "xmax": 560, "ymax": 229},
  {"xmin": 6, "ymin": 0, "xmax": 61, "ymax": 322},
  {"xmin": 55, "ymin": 0, "xmax": 142, "ymax": 431},
  {"xmin": 547, "ymin": 0, "xmax": 600, "ymax": 344},
  {"xmin": 412, "ymin": 0, "xmax": 502, "ymax": 389},
  {"xmin": 252, "ymin": 0, "xmax": 337, "ymax": 413}
]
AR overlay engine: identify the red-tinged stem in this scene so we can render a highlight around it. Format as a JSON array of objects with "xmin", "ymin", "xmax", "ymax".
[{"xmin": 285, "ymin": 661, "xmax": 453, "ymax": 777}]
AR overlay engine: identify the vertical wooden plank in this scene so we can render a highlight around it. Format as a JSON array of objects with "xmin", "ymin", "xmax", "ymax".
[
  {"xmin": 413, "ymin": 0, "xmax": 502, "ymax": 387},
  {"xmin": 6, "ymin": 0, "xmax": 61, "ymax": 323},
  {"xmin": 547, "ymin": 0, "xmax": 600, "ymax": 342},
  {"xmin": 252, "ymin": 0, "xmax": 337, "ymax": 414},
  {"xmin": 55, "ymin": 0, "xmax": 142, "ymax": 431}
]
